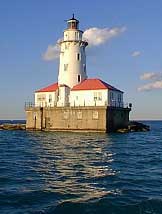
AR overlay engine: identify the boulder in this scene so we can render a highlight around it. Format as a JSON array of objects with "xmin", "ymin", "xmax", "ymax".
[
  {"xmin": 128, "ymin": 121, "xmax": 150, "ymax": 132},
  {"xmin": 116, "ymin": 121, "xmax": 150, "ymax": 133}
]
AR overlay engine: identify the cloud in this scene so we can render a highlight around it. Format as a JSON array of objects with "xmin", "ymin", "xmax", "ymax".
[
  {"xmin": 42, "ymin": 26, "xmax": 126, "ymax": 61},
  {"xmin": 83, "ymin": 27, "xmax": 126, "ymax": 47},
  {"xmin": 140, "ymin": 72, "xmax": 162, "ymax": 81},
  {"xmin": 42, "ymin": 39, "xmax": 62, "ymax": 61},
  {"xmin": 138, "ymin": 80, "xmax": 162, "ymax": 91},
  {"xmin": 131, "ymin": 51, "xmax": 141, "ymax": 57},
  {"xmin": 42, "ymin": 44, "xmax": 60, "ymax": 61},
  {"xmin": 138, "ymin": 72, "xmax": 162, "ymax": 91}
]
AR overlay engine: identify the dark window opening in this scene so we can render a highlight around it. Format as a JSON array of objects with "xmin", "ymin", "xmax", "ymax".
[
  {"xmin": 77, "ymin": 53, "xmax": 80, "ymax": 61},
  {"xmin": 78, "ymin": 75, "xmax": 81, "ymax": 83}
]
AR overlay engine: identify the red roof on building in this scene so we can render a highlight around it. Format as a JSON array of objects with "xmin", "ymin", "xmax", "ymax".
[
  {"xmin": 36, "ymin": 82, "xmax": 58, "ymax": 92},
  {"xmin": 71, "ymin": 79, "xmax": 123, "ymax": 92}
]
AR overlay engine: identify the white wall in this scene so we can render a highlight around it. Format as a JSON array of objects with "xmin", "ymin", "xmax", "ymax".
[
  {"xmin": 35, "ymin": 91, "xmax": 57, "ymax": 107},
  {"xmin": 69, "ymin": 89, "xmax": 124, "ymax": 107},
  {"xmin": 58, "ymin": 41, "xmax": 87, "ymax": 88},
  {"xmin": 34, "ymin": 89, "xmax": 124, "ymax": 108},
  {"xmin": 57, "ymin": 86, "xmax": 70, "ymax": 107},
  {"xmin": 69, "ymin": 89, "xmax": 108, "ymax": 107}
]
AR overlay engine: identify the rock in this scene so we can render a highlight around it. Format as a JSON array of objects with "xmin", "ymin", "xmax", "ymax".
[
  {"xmin": 116, "ymin": 121, "xmax": 150, "ymax": 133},
  {"xmin": 128, "ymin": 121, "xmax": 150, "ymax": 132},
  {"xmin": 0, "ymin": 124, "xmax": 26, "ymax": 130},
  {"xmin": 116, "ymin": 128, "xmax": 129, "ymax": 133}
]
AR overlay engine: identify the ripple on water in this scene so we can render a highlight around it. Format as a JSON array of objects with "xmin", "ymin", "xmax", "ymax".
[{"xmin": 0, "ymin": 121, "xmax": 162, "ymax": 213}]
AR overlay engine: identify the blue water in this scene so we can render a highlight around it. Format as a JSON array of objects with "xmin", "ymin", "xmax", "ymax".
[{"xmin": 0, "ymin": 121, "xmax": 162, "ymax": 214}]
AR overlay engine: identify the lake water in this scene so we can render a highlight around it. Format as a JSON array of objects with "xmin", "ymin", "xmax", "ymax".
[{"xmin": 0, "ymin": 121, "xmax": 162, "ymax": 213}]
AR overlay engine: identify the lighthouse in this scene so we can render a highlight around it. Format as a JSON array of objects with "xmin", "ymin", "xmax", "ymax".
[
  {"xmin": 34, "ymin": 16, "xmax": 124, "ymax": 108},
  {"xmin": 58, "ymin": 14, "xmax": 88, "ymax": 88},
  {"xmin": 26, "ymin": 15, "xmax": 131, "ymax": 132}
]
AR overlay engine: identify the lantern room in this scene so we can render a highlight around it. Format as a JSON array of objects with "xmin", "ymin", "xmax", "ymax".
[{"xmin": 67, "ymin": 14, "xmax": 79, "ymax": 30}]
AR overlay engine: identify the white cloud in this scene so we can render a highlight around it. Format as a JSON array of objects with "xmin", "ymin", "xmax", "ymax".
[
  {"xmin": 42, "ymin": 44, "xmax": 60, "ymax": 61},
  {"xmin": 83, "ymin": 27, "xmax": 126, "ymax": 47},
  {"xmin": 42, "ymin": 39, "xmax": 62, "ymax": 61},
  {"xmin": 140, "ymin": 72, "xmax": 162, "ymax": 81},
  {"xmin": 138, "ymin": 80, "xmax": 162, "ymax": 91},
  {"xmin": 42, "ymin": 26, "xmax": 126, "ymax": 61},
  {"xmin": 138, "ymin": 72, "xmax": 162, "ymax": 91},
  {"xmin": 131, "ymin": 51, "xmax": 141, "ymax": 57}
]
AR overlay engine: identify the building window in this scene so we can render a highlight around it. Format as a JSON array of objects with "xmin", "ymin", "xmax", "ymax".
[
  {"xmin": 93, "ymin": 92, "xmax": 102, "ymax": 101},
  {"xmin": 110, "ymin": 92, "xmax": 114, "ymax": 100},
  {"xmin": 98, "ymin": 92, "xmax": 102, "ymax": 101},
  {"xmin": 78, "ymin": 75, "xmax": 81, "ymax": 83},
  {"xmin": 118, "ymin": 94, "xmax": 121, "ymax": 102},
  {"xmin": 64, "ymin": 64, "xmax": 68, "ymax": 71},
  {"xmin": 49, "ymin": 94, "xmax": 52, "ymax": 103},
  {"xmin": 94, "ymin": 92, "xmax": 97, "ymax": 101},
  {"xmin": 77, "ymin": 53, "xmax": 80, "ymax": 61},
  {"xmin": 37, "ymin": 94, "xmax": 46, "ymax": 102},
  {"xmin": 71, "ymin": 22, "xmax": 76, "ymax": 29}
]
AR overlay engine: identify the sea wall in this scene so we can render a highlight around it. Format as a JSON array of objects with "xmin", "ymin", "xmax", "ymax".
[{"xmin": 25, "ymin": 106, "xmax": 130, "ymax": 132}]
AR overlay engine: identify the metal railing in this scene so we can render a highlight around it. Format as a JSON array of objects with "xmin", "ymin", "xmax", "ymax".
[
  {"xmin": 25, "ymin": 102, "xmax": 34, "ymax": 108},
  {"xmin": 25, "ymin": 101, "xmax": 132, "ymax": 109}
]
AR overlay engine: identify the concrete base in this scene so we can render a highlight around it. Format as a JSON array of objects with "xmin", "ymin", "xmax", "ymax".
[{"xmin": 25, "ymin": 106, "xmax": 131, "ymax": 133}]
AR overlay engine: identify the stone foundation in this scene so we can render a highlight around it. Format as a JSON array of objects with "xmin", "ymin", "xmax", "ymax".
[{"xmin": 25, "ymin": 106, "xmax": 131, "ymax": 133}]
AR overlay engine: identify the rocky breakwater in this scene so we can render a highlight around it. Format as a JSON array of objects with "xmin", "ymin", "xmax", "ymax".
[
  {"xmin": 117, "ymin": 121, "xmax": 150, "ymax": 133},
  {"xmin": 0, "ymin": 123, "xmax": 26, "ymax": 130}
]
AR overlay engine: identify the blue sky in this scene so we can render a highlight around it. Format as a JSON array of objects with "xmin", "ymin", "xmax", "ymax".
[{"xmin": 0, "ymin": 0, "xmax": 162, "ymax": 120}]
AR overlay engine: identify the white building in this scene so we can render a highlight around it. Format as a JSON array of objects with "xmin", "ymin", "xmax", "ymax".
[
  {"xmin": 35, "ymin": 15, "xmax": 124, "ymax": 108},
  {"xmin": 35, "ymin": 83, "xmax": 58, "ymax": 107}
]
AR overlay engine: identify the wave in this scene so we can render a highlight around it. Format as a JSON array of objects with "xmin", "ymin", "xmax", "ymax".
[{"xmin": 31, "ymin": 198, "xmax": 162, "ymax": 214}]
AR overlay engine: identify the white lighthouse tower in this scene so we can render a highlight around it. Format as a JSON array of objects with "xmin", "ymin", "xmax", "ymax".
[
  {"xmin": 27, "ymin": 15, "xmax": 131, "ymax": 132},
  {"xmin": 58, "ymin": 14, "xmax": 88, "ymax": 88}
]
